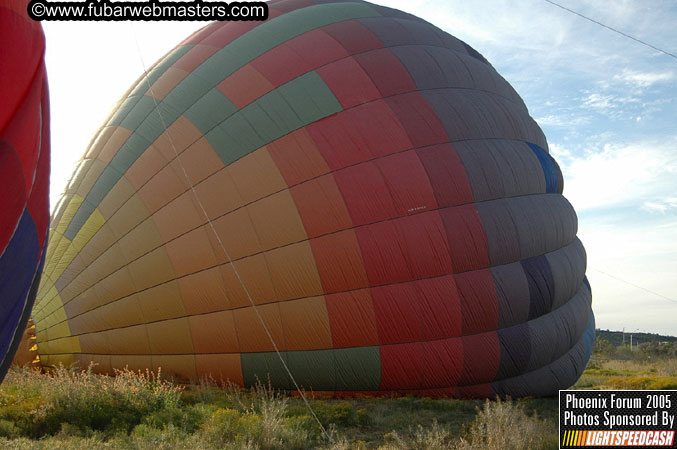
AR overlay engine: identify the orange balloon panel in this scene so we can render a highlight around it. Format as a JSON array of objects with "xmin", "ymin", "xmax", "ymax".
[{"xmin": 32, "ymin": 0, "xmax": 594, "ymax": 397}]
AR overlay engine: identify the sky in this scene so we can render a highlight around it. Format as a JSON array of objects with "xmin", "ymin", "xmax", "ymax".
[{"xmin": 42, "ymin": 0, "xmax": 677, "ymax": 336}]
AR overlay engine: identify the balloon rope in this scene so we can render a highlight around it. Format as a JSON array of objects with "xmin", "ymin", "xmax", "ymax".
[
  {"xmin": 542, "ymin": 0, "xmax": 677, "ymax": 60},
  {"xmin": 591, "ymin": 268, "xmax": 677, "ymax": 305},
  {"xmin": 129, "ymin": 23, "xmax": 331, "ymax": 441}
]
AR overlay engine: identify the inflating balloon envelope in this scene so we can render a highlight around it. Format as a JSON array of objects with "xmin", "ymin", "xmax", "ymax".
[
  {"xmin": 0, "ymin": 0, "xmax": 51, "ymax": 382},
  {"xmin": 30, "ymin": 0, "xmax": 594, "ymax": 397}
]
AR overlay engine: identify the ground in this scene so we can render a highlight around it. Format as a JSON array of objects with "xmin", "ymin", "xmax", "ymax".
[{"xmin": 0, "ymin": 336, "xmax": 674, "ymax": 449}]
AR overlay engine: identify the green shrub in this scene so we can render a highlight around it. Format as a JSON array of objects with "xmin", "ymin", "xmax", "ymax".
[
  {"xmin": 607, "ymin": 376, "xmax": 656, "ymax": 389},
  {"xmin": 308, "ymin": 401, "xmax": 369, "ymax": 428},
  {"xmin": 0, "ymin": 419, "xmax": 20, "ymax": 439},
  {"xmin": 57, "ymin": 422, "xmax": 88, "ymax": 438},
  {"xmin": 606, "ymin": 375, "xmax": 677, "ymax": 390},
  {"xmin": 647, "ymin": 377, "xmax": 677, "ymax": 390},
  {"xmin": 130, "ymin": 423, "xmax": 195, "ymax": 450},
  {"xmin": 390, "ymin": 396, "xmax": 476, "ymax": 414},
  {"xmin": 0, "ymin": 364, "xmax": 184, "ymax": 438},
  {"xmin": 285, "ymin": 414, "xmax": 322, "ymax": 439},
  {"xmin": 585, "ymin": 368, "xmax": 625, "ymax": 376},
  {"xmin": 142, "ymin": 405, "xmax": 203, "ymax": 433},
  {"xmin": 201, "ymin": 407, "xmax": 244, "ymax": 444},
  {"xmin": 202, "ymin": 406, "xmax": 315, "ymax": 449},
  {"xmin": 573, "ymin": 375, "xmax": 604, "ymax": 388}
]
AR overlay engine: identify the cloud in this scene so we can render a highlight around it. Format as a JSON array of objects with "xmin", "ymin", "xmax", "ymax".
[
  {"xmin": 580, "ymin": 92, "xmax": 640, "ymax": 112},
  {"xmin": 614, "ymin": 69, "xmax": 675, "ymax": 87},
  {"xmin": 582, "ymin": 93, "xmax": 616, "ymax": 110},
  {"xmin": 558, "ymin": 138, "xmax": 677, "ymax": 211},
  {"xmin": 579, "ymin": 214, "xmax": 677, "ymax": 335},
  {"xmin": 534, "ymin": 113, "xmax": 590, "ymax": 128},
  {"xmin": 548, "ymin": 142, "xmax": 572, "ymax": 160},
  {"xmin": 642, "ymin": 198, "xmax": 677, "ymax": 214}
]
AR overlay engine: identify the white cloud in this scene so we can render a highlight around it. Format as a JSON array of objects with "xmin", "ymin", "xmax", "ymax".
[
  {"xmin": 579, "ymin": 216, "xmax": 677, "ymax": 335},
  {"xmin": 559, "ymin": 138, "xmax": 677, "ymax": 211},
  {"xmin": 548, "ymin": 142, "xmax": 572, "ymax": 160},
  {"xmin": 582, "ymin": 93, "xmax": 616, "ymax": 110},
  {"xmin": 614, "ymin": 69, "xmax": 675, "ymax": 87},
  {"xmin": 562, "ymin": 135, "xmax": 677, "ymax": 332},
  {"xmin": 642, "ymin": 202, "xmax": 669, "ymax": 214},
  {"xmin": 642, "ymin": 198, "xmax": 677, "ymax": 214},
  {"xmin": 580, "ymin": 92, "xmax": 640, "ymax": 113},
  {"xmin": 535, "ymin": 114, "xmax": 589, "ymax": 128}
]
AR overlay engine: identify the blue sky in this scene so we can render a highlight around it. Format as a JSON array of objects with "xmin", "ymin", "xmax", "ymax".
[{"xmin": 43, "ymin": 0, "xmax": 677, "ymax": 335}]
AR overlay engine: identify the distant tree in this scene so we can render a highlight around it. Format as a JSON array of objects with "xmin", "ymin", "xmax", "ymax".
[
  {"xmin": 638, "ymin": 341, "xmax": 677, "ymax": 360},
  {"xmin": 593, "ymin": 337, "xmax": 616, "ymax": 358}
]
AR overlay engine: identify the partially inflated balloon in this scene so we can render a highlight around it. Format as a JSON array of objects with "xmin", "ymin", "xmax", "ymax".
[
  {"xmin": 33, "ymin": 0, "xmax": 593, "ymax": 397},
  {"xmin": 0, "ymin": 0, "xmax": 50, "ymax": 381}
]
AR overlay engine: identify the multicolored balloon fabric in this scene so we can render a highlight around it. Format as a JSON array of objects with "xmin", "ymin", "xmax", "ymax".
[
  {"xmin": 32, "ymin": 0, "xmax": 593, "ymax": 397},
  {"xmin": 0, "ymin": 0, "xmax": 50, "ymax": 382}
]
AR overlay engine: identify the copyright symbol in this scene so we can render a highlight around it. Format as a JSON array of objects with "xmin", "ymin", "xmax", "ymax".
[{"xmin": 29, "ymin": 1, "xmax": 45, "ymax": 19}]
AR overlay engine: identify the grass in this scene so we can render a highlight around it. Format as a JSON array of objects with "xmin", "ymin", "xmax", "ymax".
[
  {"xmin": 3, "ymin": 334, "xmax": 673, "ymax": 447},
  {"xmin": 454, "ymin": 399, "xmax": 557, "ymax": 450},
  {"xmin": 0, "ymin": 364, "xmax": 182, "ymax": 439},
  {"xmin": 3, "ymin": 354, "xmax": 673, "ymax": 448},
  {"xmin": 0, "ymin": 364, "xmax": 558, "ymax": 449},
  {"xmin": 572, "ymin": 357, "xmax": 677, "ymax": 390}
]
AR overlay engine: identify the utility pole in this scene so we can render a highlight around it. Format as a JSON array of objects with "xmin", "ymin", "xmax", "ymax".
[{"xmin": 623, "ymin": 328, "xmax": 625, "ymax": 346}]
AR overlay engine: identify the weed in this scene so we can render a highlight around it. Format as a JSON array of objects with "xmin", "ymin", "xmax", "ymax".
[
  {"xmin": 455, "ymin": 398, "xmax": 557, "ymax": 450},
  {"xmin": 647, "ymin": 377, "xmax": 677, "ymax": 390},
  {"xmin": 573, "ymin": 375, "xmax": 604, "ymax": 388},
  {"xmin": 0, "ymin": 363, "xmax": 183, "ymax": 438},
  {"xmin": 381, "ymin": 420, "xmax": 453, "ymax": 450},
  {"xmin": 3, "ymin": 355, "xmax": 672, "ymax": 448}
]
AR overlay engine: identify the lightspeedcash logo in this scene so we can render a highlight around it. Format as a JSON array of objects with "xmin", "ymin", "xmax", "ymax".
[
  {"xmin": 560, "ymin": 391, "xmax": 677, "ymax": 449},
  {"xmin": 563, "ymin": 430, "xmax": 675, "ymax": 447}
]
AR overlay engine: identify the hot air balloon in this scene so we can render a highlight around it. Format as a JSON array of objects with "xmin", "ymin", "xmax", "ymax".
[
  {"xmin": 32, "ymin": 0, "xmax": 593, "ymax": 397},
  {"xmin": 0, "ymin": 0, "xmax": 50, "ymax": 381}
]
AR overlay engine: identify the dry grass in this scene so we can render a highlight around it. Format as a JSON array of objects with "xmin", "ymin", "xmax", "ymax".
[
  {"xmin": 454, "ymin": 398, "xmax": 557, "ymax": 450},
  {"xmin": 0, "ymin": 365, "xmax": 562, "ymax": 449},
  {"xmin": 200, "ymin": 382, "xmax": 316, "ymax": 449},
  {"xmin": 598, "ymin": 358, "xmax": 677, "ymax": 377},
  {"xmin": 378, "ymin": 420, "xmax": 452, "ymax": 449},
  {"xmin": 0, "ymin": 364, "xmax": 183, "ymax": 438},
  {"xmin": 4, "ymin": 339, "xmax": 675, "ymax": 448},
  {"xmin": 375, "ymin": 398, "xmax": 557, "ymax": 450},
  {"xmin": 574, "ymin": 358, "xmax": 677, "ymax": 390}
]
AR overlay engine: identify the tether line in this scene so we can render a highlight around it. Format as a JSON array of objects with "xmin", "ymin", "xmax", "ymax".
[{"xmin": 129, "ymin": 23, "xmax": 331, "ymax": 441}]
